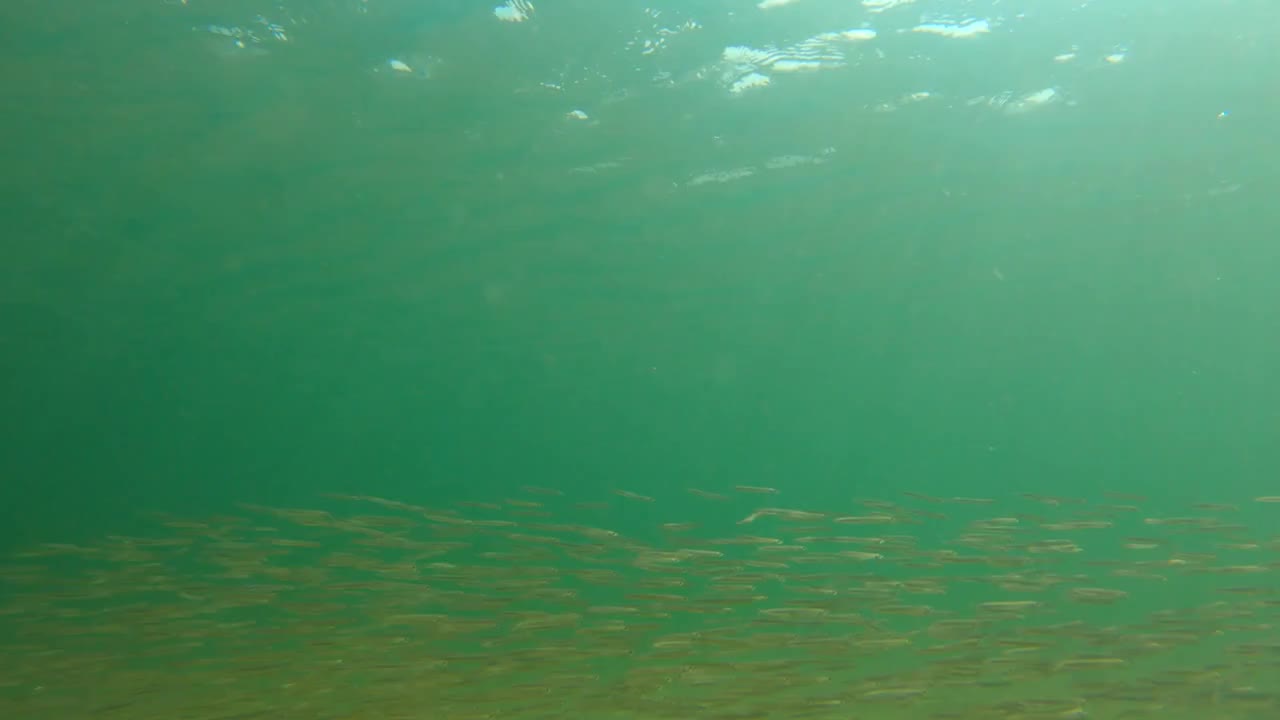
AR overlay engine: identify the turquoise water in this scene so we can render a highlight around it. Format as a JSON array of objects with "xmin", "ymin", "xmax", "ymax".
[
  {"xmin": 1, "ymin": 2, "xmax": 1278, "ymax": 716},
  {"xmin": 3, "ymin": 0, "xmax": 1276, "ymax": 549}
]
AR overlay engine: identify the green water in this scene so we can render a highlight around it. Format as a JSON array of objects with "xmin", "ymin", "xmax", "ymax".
[{"xmin": 2, "ymin": 0, "xmax": 1278, "ymax": 555}]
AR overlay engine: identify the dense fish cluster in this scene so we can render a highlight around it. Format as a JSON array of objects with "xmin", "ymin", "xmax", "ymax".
[{"xmin": 3, "ymin": 487, "xmax": 1279, "ymax": 719}]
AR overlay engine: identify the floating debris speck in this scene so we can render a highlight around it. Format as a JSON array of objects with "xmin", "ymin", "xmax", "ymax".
[
  {"xmin": 729, "ymin": 72, "xmax": 771, "ymax": 95},
  {"xmin": 687, "ymin": 167, "xmax": 756, "ymax": 187},
  {"xmin": 863, "ymin": 0, "xmax": 915, "ymax": 13},
  {"xmin": 1003, "ymin": 87, "xmax": 1060, "ymax": 114},
  {"xmin": 912, "ymin": 19, "xmax": 991, "ymax": 39},
  {"xmin": 494, "ymin": 0, "xmax": 534, "ymax": 23},
  {"xmin": 816, "ymin": 28, "xmax": 878, "ymax": 43}
]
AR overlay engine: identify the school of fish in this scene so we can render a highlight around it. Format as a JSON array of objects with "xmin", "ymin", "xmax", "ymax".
[{"xmin": 2, "ymin": 485, "xmax": 1279, "ymax": 719}]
